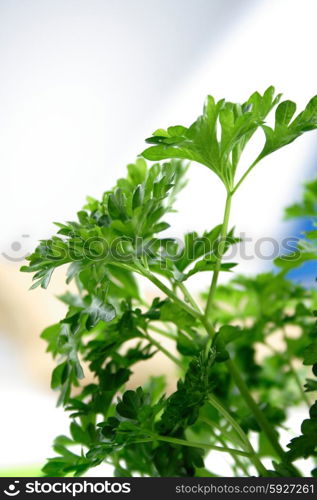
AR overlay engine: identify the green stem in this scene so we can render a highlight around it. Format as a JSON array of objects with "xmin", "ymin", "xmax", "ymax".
[
  {"xmin": 204, "ymin": 302, "xmax": 286, "ymax": 470},
  {"xmin": 208, "ymin": 395, "xmax": 254, "ymax": 453},
  {"xmin": 149, "ymin": 324, "xmax": 177, "ymax": 341},
  {"xmin": 202, "ymin": 207, "xmax": 286, "ymax": 468},
  {"xmin": 201, "ymin": 316, "xmax": 215, "ymax": 339},
  {"xmin": 281, "ymin": 330, "xmax": 311, "ymax": 408},
  {"xmin": 231, "ymin": 158, "xmax": 260, "ymax": 195},
  {"xmin": 265, "ymin": 339, "xmax": 310, "ymax": 408},
  {"xmin": 134, "ymin": 262, "xmax": 202, "ymax": 320},
  {"xmin": 209, "ymin": 427, "xmax": 249, "ymax": 476},
  {"xmin": 146, "ymin": 327, "xmax": 258, "ymax": 469},
  {"xmin": 287, "ymin": 360, "xmax": 310, "ymax": 408},
  {"xmin": 178, "ymin": 282, "xmax": 203, "ymax": 314},
  {"xmin": 205, "ymin": 192, "xmax": 232, "ymax": 317},
  {"xmin": 200, "ymin": 417, "xmax": 245, "ymax": 449},
  {"xmin": 144, "ymin": 332, "xmax": 182, "ymax": 368},
  {"xmin": 142, "ymin": 431, "xmax": 251, "ymax": 457},
  {"xmin": 143, "ymin": 323, "xmax": 267, "ymax": 475},
  {"xmin": 207, "ymin": 394, "xmax": 267, "ymax": 476},
  {"xmin": 110, "ymin": 260, "xmax": 198, "ymax": 320},
  {"xmin": 225, "ymin": 358, "xmax": 286, "ymax": 462}
]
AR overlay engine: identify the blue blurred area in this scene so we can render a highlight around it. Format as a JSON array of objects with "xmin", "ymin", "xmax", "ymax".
[
  {"xmin": 284, "ymin": 155, "xmax": 317, "ymax": 288},
  {"xmin": 287, "ymin": 223, "xmax": 317, "ymax": 288}
]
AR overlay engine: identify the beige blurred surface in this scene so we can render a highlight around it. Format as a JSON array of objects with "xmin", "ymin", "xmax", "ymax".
[
  {"xmin": 0, "ymin": 262, "xmax": 67, "ymax": 387},
  {"xmin": 0, "ymin": 260, "xmax": 178, "ymax": 392}
]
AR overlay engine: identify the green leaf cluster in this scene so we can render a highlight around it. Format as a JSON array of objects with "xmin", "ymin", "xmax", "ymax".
[{"xmin": 142, "ymin": 87, "xmax": 317, "ymax": 192}]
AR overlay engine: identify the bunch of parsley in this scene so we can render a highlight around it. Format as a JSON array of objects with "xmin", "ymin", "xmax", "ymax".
[{"xmin": 22, "ymin": 87, "xmax": 317, "ymax": 477}]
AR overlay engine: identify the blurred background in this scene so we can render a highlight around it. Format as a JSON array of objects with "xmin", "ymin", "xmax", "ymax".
[{"xmin": 0, "ymin": 0, "xmax": 316, "ymax": 476}]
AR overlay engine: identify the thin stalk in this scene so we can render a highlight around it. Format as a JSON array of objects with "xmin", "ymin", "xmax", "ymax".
[
  {"xmin": 110, "ymin": 260, "xmax": 199, "ymax": 319},
  {"xmin": 231, "ymin": 158, "xmax": 260, "ymax": 195},
  {"xmin": 209, "ymin": 427, "xmax": 249, "ymax": 476},
  {"xmin": 144, "ymin": 332, "xmax": 182, "ymax": 368},
  {"xmin": 287, "ymin": 360, "xmax": 310, "ymax": 408},
  {"xmin": 282, "ymin": 330, "xmax": 310, "ymax": 408},
  {"xmin": 146, "ymin": 323, "xmax": 266, "ymax": 476},
  {"xmin": 135, "ymin": 263, "xmax": 202, "ymax": 320},
  {"xmin": 149, "ymin": 324, "xmax": 177, "ymax": 341},
  {"xmin": 265, "ymin": 339, "xmax": 310, "ymax": 408},
  {"xmin": 203, "ymin": 298, "xmax": 286, "ymax": 466},
  {"xmin": 201, "ymin": 316, "xmax": 215, "ymax": 339},
  {"xmin": 208, "ymin": 394, "xmax": 268, "ymax": 476},
  {"xmin": 178, "ymin": 282, "xmax": 203, "ymax": 314},
  {"xmin": 113, "ymin": 220, "xmax": 284, "ymax": 474},
  {"xmin": 225, "ymin": 358, "xmax": 286, "ymax": 462},
  {"xmin": 142, "ymin": 431, "xmax": 251, "ymax": 457},
  {"xmin": 200, "ymin": 417, "xmax": 245, "ymax": 449},
  {"xmin": 205, "ymin": 192, "xmax": 232, "ymax": 317},
  {"xmin": 208, "ymin": 395, "xmax": 255, "ymax": 454}
]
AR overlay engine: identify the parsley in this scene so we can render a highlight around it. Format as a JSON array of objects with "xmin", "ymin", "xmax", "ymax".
[{"xmin": 22, "ymin": 87, "xmax": 317, "ymax": 477}]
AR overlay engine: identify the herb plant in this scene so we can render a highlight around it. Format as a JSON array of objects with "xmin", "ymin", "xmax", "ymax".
[{"xmin": 22, "ymin": 87, "xmax": 317, "ymax": 477}]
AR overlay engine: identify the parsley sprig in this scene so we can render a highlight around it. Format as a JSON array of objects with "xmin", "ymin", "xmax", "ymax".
[{"xmin": 22, "ymin": 87, "xmax": 317, "ymax": 477}]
